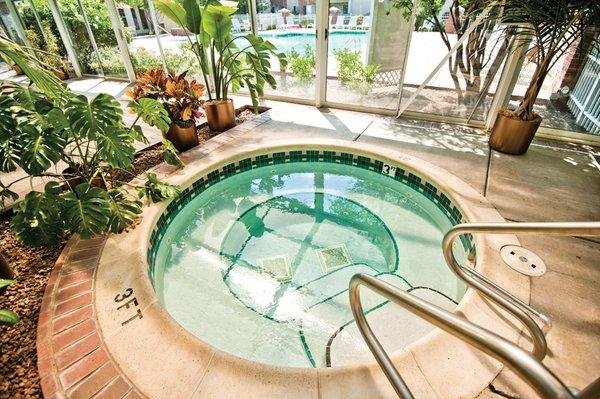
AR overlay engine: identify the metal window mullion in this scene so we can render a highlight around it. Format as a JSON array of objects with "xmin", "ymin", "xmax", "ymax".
[
  {"xmin": 5, "ymin": 0, "xmax": 33, "ymax": 48},
  {"xmin": 76, "ymin": 0, "xmax": 104, "ymax": 76},
  {"xmin": 104, "ymin": 0, "xmax": 136, "ymax": 81},
  {"xmin": 395, "ymin": 0, "xmax": 417, "ymax": 115},
  {"xmin": 315, "ymin": 0, "xmax": 329, "ymax": 107},
  {"xmin": 248, "ymin": 0, "xmax": 258, "ymax": 35},
  {"xmin": 45, "ymin": 0, "xmax": 82, "ymax": 77},
  {"xmin": 146, "ymin": 0, "xmax": 167, "ymax": 72}
]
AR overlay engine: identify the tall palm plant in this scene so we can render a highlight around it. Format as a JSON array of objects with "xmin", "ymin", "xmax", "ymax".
[
  {"xmin": 487, "ymin": 0, "xmax": 599, "ymax": 154},
  {"xmin": 496, "ymin": 0, "xmax": 599, "ymax": 121}
]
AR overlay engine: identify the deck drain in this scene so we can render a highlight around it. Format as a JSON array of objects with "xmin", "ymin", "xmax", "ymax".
[
  {"xmin": 500, "ymin": 245, "xmax": 546, "ymax": 276},
  {"xmin": 316, "ymin": 244, "xmax": 353, "ymax": 272},
  {"xmin": 260, "ymin": 255, "xmax": 292, "ymax": 282}
]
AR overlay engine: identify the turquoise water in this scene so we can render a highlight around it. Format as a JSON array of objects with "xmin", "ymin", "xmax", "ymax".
[
  {"xmin": 256, "ymin": 30, "xmax": 368, "ymax": 56},
  {"xmin": 152, "ymin": 162, "xmax": 467, "ymax": 367}
]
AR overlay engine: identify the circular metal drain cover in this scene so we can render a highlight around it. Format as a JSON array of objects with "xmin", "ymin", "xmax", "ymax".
[{"xmin": 500, "ymin": 245, "xmax": 546, "ymax": 276}]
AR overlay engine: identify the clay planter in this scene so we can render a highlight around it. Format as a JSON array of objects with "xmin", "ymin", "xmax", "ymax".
[
  {"xmin": 11, "ymin": 65, "xmax": 23, "ymax": 75},
  {"xmin": 165, "ymin": 121, "xmax": 199, "ymax": 152},
  {"xmin": 0, "ymin": 252, "xmax": 14, "ymax": 280},
  {"xmin": 204, "ymin": 99, "xmax": 235, "ymax": 132},
  {"xmin": 54, "ymin": 69, "xmax": 69, "ymax": 80},
  {"xmin": 489, "ymin": 110, "xmax": 542, "ymax": 155}
]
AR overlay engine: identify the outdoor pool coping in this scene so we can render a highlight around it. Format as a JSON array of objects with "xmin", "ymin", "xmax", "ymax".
[{"xmin": 36, "ymin": 111, "xmax": 531, "ymax": 398}]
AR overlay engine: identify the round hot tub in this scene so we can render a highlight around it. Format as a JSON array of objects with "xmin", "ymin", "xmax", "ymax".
[{"xmin": 148, "ymin": 151, "xmax": 474, "ymax": 368}]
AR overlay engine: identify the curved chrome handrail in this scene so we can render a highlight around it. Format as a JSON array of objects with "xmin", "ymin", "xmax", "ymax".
[
  {"xmin": 349, "ymin": 274, "xmax": 576, "ymax": 399},
  {"xmin": 443, "ymin": 222, "xmax": 600, "ymax": 360}
]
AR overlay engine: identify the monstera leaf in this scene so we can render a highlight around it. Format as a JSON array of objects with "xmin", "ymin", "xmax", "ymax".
[
  {"xmin": 154, "ymin": 0, "xmax": 187, "ymax": 28},
  {"xmin": 106, "ymin": 189, "xmax": 142, "ymax": 233},
  {"xmin": 63, "ymin": 183, "xmax": 111, "ymax": 239},
  {"xmin": 128, "ymin": 98, "xmax": 171, "ymax": 133},
  {"xmin": 94, "ymin": 126, "xmax": 135, "ymax": 168},
  {"xmin": 66, "ymin": 93, "xmax": 123, "ymax": 138},
  {"xmin": 137, "ymin": 172, "xmax": 181, "ymax": 203},
  {"xmin": 162, "ymin": 138, "xmax": 184, "ymax": 168},
  {"xmin": 11, "ymin": 183, "xmax": 65, "ymax": 246},
  {"xmin": 19, "ymin": 125, "xmax": 65, "ymax": 175},
  {"xmin": 0, "ymin": 181, "xmax": 18, "ymax": 207}
]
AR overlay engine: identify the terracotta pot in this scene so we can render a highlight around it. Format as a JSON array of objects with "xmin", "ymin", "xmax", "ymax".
[
  {"xmin": 0, "ymin": 251, "xmax": 14, "ymax": 280},
  {"xmin": 62, "ymin": 166, "xmax": 107, "ymax": 190},
  {"xmin": 204, "ymin": 99, "xmax": 235, "ymax": 132},
  {"xmin": 54, "ymin": 69, "xmax": 68, "ymax": 80},
  {"xmin": 165, "ymin": 122, "xmax": 199, "ymax": 152},
  {"xmin": 489, "ymin": 111, "xmax": 542, "ymax": 155},
  {"xmin": 11, "ymin": 65, "xmax": 23, "ymax": 75}
]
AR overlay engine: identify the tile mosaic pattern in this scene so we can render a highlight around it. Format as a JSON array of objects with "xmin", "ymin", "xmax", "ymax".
[{"xmin": 148, "ymin": 150, "xmax": 476, "ymax": 276}]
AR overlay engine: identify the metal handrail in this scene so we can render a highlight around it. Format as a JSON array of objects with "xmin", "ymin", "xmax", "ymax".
[
  {"xmin": 349, "ymin": 274, "xmax": 576, "ymax": 399},
  {"xmin": 349, "ymin": 221, "xmax": 600, "ymax": 398},
  {"xmin": 443, "ymin": 222, "xmax": 600, "ymax": 360}
]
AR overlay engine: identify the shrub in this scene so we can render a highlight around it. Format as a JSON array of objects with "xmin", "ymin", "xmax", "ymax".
[
  {"xmin": 288, "ymin": 44, "xmax": 315, "ymax": 81},
  {"xmin": 333, "ymin": 48, "xmax": 380, "ymax": 94}
]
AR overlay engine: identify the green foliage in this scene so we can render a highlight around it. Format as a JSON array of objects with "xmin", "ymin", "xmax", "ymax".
[
  {"xmin": 128, "ymin": 98, "xmax": 172, "ymax": 133},
  {"xmin": 137, "ymin": 172, "xmax": 181, "ymax": 203},
  {"xmin": 287, "ymin": 44, "xmax": 315, "ymax": 81},
  {"xmin": 162, "ymin": 138, "xmax": 184, "ymax": 168},
  {"xmin": 0, "ymin": 38, "xmax": 181, "ymax": 247},
  {"xmin": 154, "ymin": 0, "xmax": 287, "ymax": 109},
  {"xmin": 333, "ymin": 48, "xmax": 380, "ymax": 94},
  {"xmin": 0, "ymin": 309, "xmax": 19, "ymax": 327}
]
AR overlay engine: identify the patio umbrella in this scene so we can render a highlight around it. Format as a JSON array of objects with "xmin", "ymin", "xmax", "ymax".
[
  {"xmin": 279, "ymin": 8, "xmax": 290, "ymax": 13},
  {"xmin": 329, "ymin": 6, "xmax": 339, "ymax": 12}
]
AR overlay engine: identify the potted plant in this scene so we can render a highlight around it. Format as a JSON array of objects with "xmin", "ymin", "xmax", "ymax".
[
  {"xmin": 0, "ymin": 251, "xmax": 14, "ymax": 280},
  {"xmin": 127, "ymin": 68, "xmax": 204, "ymax": 151},
  {"xmin": 0, "ymin": 37, "xmax": 181, "ymax": 247},
  {"xmin": 154, "ymin": 0, "xmax": 287, "ymax": 131},
  {"xmin": 489, "ymin": 0, "xmax": 600, "ymax": 155}
]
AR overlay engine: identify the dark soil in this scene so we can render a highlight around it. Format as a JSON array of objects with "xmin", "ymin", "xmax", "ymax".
[
  {"xmin": 0, "ymin": 214, "xmax": 66, "ymax": 399},
  {"xmin": 0, "ymin": 107, "xmax": 259, "ymax": 398}
]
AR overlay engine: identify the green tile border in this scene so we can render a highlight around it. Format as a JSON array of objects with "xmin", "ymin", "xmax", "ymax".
[{"xmin": 147, "ymin": 150, "xmax": 476, "ymax": 280}]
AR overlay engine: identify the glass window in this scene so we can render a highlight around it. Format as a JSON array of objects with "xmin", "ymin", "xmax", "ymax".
[
  {"xmin": 399, "ymin": 3, "xmax": 509, "ymax": 121},
  {"xmin": 325, "ymin": 0, "xmax": 407, "ymax": 110}
]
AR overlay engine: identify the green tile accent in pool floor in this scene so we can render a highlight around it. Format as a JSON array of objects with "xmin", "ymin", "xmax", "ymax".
[{"xmin": 147, "ymin": 150, "xmax": 477, "ymax": 274}]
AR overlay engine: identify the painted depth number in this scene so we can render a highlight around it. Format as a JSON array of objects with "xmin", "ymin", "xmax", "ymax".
[
  {"xmin": 382, "ymin": 163, "xmax": 397, "ymax": 176},
  {"xmin": 114, "ymin": 288, "xmax": 143, "ymax": 326}
]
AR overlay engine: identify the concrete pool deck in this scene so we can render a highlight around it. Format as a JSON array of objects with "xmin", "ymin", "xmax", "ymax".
[{"xmin": 35, "ymin": 99, "xmax": 600, "ymax": 398}]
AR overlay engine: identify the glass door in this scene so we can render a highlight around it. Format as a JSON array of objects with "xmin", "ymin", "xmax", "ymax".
[
  {"xmin": 323, "ymin": 0, "xmax": 410, "ymax": 110},
  {"xmin": 253, "ymin": 0, "xmax": 317, "ymax": 100}
]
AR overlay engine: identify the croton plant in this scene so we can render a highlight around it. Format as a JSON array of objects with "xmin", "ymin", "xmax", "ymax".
[
  {"xmin": 127, "ymin": 68, "xmax": 205, "ymax": 128},
  {"xmin": 0, "ymin": 37, "xmax": 181, "ymax": 247}
]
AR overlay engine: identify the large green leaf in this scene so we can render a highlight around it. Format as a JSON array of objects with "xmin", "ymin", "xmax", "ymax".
[
  {"xmin": 63, "ymin": 183, "xmax": 111, "ymax": 239},
  {"xmin": 137, "ymin": 172, "xmax": 181, "ymax": 203},
  {"xmin": 162, "ymin": 138, "xmax": 184, "ymax": 168},
  {"xmin": 0, "ymin": 182, "xmax": 18, "ymax": 207},
  {"xmin": 11, "ymin": 183, "xmax": 65, "ymax": 246},
  {"xmin": 202, "ymin": 5, "xmax": 236, "ymax": 42},
  {"xmin": 0, "ymin": 279, "xmax": 15, "ymax": 290},
  {"xmin": 66, "ymin": 94, "xmax": 123, "ymax": 138},
  {"xmin": 0, "ymin": 98, "xmax": 20, "ymax": 172},
  {"xmin": 94, "ymin": 126, "xmax": 135, "ymax": 168},
  {"xmin": 183, "ymin": 0, "xmax": 202, "ymax": 34},
  {"xmin": 106, "ymin": 189, "xmax": 142, "ymax": 233},
  {"xmin": 0, "ymin": 309, "xmax": 19, "ymax": 326},
  {"xmin": 154, "ymin": 0, "xmax": 187, "ymax": 28},
  {"xmin": 19, "ymin": 125, "xmax": 65, "ymax": 175},
  {"xmin": 129, "ymin": 98, "xmax": 171, "ymax": 133}
]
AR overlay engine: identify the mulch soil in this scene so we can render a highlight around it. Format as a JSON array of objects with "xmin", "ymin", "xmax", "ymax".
[{"xmin": 0, "ymin": 109, "xmax": 258, "ymax": 398}]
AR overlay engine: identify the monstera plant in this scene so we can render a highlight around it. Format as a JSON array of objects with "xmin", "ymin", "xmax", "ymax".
[
  {"xmin": 0, "ymin": 279, "xmax": 19, "ymax": 327},
  {"xmin": 154, "ymin": 0, "xmax": 287, "ymax": 131},
  {"xmin": 0, "ymin": 37, "xmax": 181, "ymax": 247}
]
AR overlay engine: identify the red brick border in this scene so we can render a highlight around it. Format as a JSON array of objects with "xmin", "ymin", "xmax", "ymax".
[{"xmin": 36, "ymin": 236, "xmax": 144, "ymax": 399}]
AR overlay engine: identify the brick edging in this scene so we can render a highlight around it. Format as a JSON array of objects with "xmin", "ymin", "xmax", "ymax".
[{"xmin": 36, "ymin": 235, "xmax": 143, "ymax": 399}]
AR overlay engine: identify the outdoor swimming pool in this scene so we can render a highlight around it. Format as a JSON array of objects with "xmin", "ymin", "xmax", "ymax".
[
  {"xmin": 257, "ymin": 30, "xmax": 369, "ymax": 56},
  {"xmin": 149, "ymin": 154, "xmax": 471, "ymax": 368}
]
